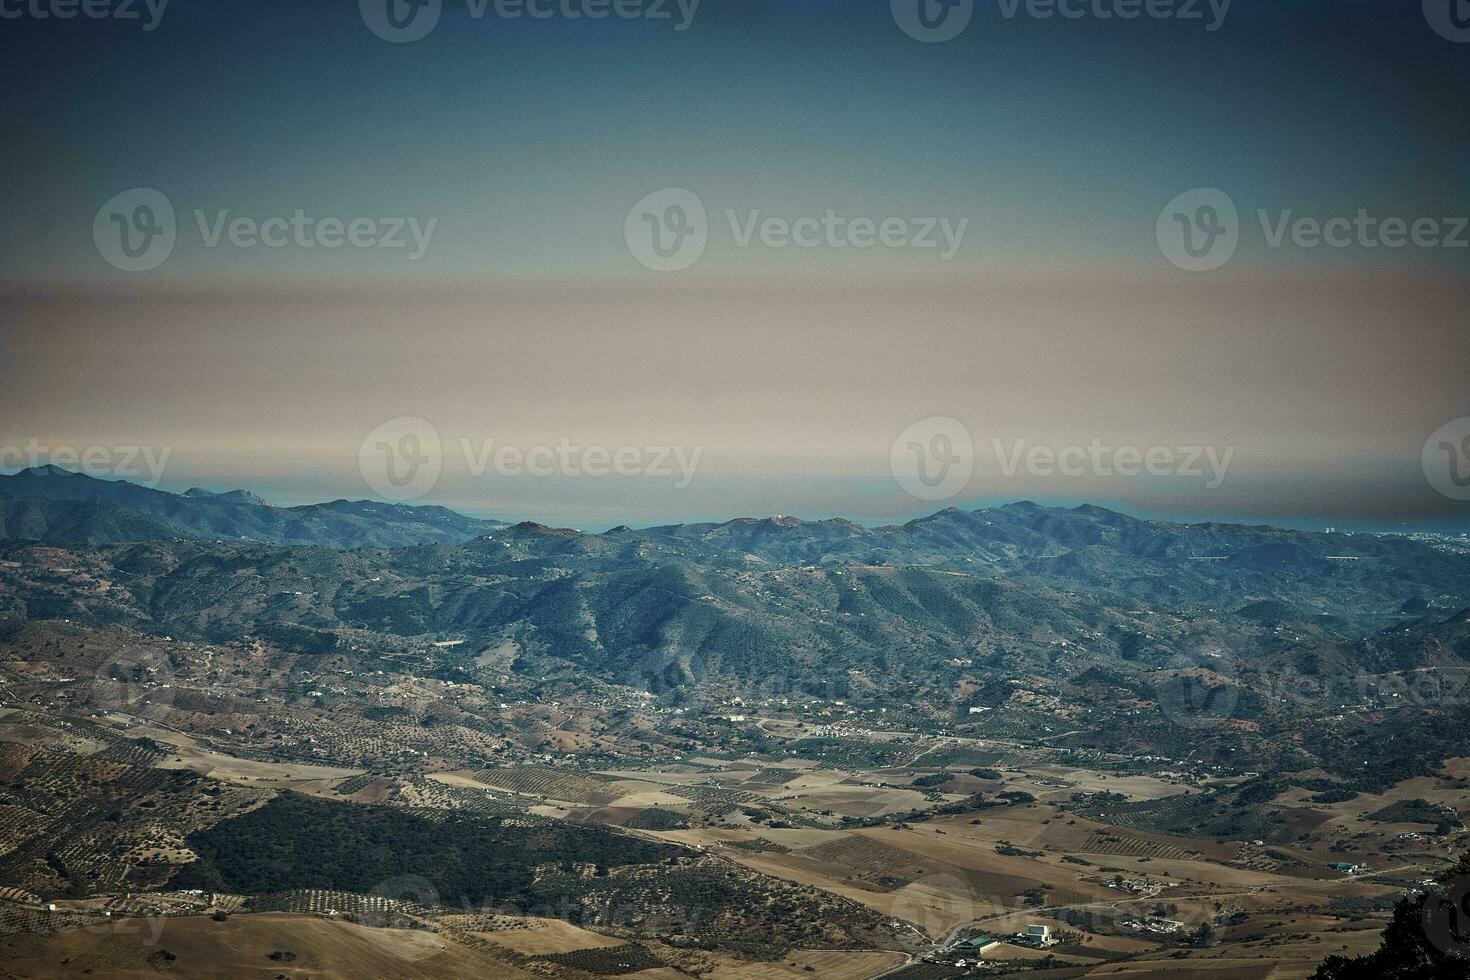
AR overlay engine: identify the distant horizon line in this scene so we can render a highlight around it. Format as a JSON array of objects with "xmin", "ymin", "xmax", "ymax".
[{"xmin": 4, "ymin": 463, "xmax": 1465, "ymax": 540}]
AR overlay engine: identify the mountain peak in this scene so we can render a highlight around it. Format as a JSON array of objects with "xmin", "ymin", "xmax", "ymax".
[
  {"xmin": 186, "ymin": 487, "xmax": 270, "ymax": 511},
  {"xmin": 216, "ymin": 489, "xmax": 270, "ymax": 507},
  {"xmin": 510, "ymin": 521, "xmax": 581, "ymax": 537},
  {"xmin": 906, "ymin": 507, "xmax": 975, "ymax": 528},
  {"xmin": 20, "ymin": 464, "xmax": 83, "ymax": 478}
]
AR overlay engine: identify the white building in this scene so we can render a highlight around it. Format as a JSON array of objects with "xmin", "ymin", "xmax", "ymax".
[{"xmin": 1025, "ymin": 924, "xmax": 1054, "ymax": 946}]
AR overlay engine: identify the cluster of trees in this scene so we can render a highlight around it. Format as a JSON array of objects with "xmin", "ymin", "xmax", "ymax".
[
  {"xmin": 1313, "ymin": 854, "xmax": 1470, "ymax": 980},
  {"xmin": 173, "ymin": 791, "xmax": 681, "ymax": 907}
]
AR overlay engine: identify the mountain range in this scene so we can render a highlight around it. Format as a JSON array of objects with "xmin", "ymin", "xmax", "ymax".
[
  {"xmin": 3, "ymin": 468, "xmax": 1469, "ymax": 697},
  {"xmin": 0, "ymin": 466, "xmax": 504, "ymax": 548},
  {"xmin": 3, "ymin": 467, "xmax": 1470, "ymax": 786}
]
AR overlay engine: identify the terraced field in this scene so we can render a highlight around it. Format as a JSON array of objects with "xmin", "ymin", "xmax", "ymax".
[
  {"xmin": 251, "ymin": 888, "xmax": 431, "ymax": 918},
  {"xmin": 745, "ymin": 767, "xmax": 800, "ymax": 786},
  {"xmin": 466, "ymin": 766, "xmax": 624, "ymax": 805},
  {"xmin": 1080, "ymin": 831, "xmax": 1199, "ymax": 861},
  {"xmin": 669, "ymin": 783, "xmax": 763, "ymax": 809},
  {"xmin": 90, "ymin": 738, "xmax": 167, "ymax": 766},
  {"xmin": 539, "ymin": 942, "xmax": 664, "ymax": 974},
  {"xmin": 332, "ymin": 773, "xmax": 382, "ymax": 796},
  {"xmin": 806, "ymin": 836, "xmax": 925, "ymax": 886}
]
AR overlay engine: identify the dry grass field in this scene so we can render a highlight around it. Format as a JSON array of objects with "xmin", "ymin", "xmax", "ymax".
[
  {"xmin": 700, "ymin": 949, "xmax": 906, "ymax": 979},
  {"xmin": 3, "ymin": 694, "xmax": 1459, "ymax": 980},
  {"xmin": 470, "ymin": 916, "xmax": 624, "ymax": 955},
  {"xmin": 122, "ymin": 719, "xmax": 363, "ymax": 790},
  {"xmin": 431, "ymin": 767, "xmax": 679, "ymax": 808},
  {"xmin": 0, "ymin": 913, "xmax": 538, "ymax": 979}
]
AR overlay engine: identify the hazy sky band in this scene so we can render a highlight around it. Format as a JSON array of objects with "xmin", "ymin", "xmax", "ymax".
[{"xmin": 4, "ymin": 272, "xmax": 1467, "ymax": 529}]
